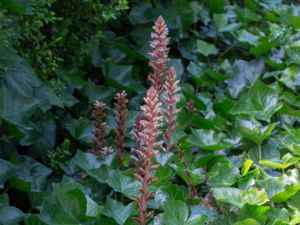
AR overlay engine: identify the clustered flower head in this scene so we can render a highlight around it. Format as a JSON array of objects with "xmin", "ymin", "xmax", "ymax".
[
  {"xmin": 148, "ymin": 15, "xmax": 169, "ymax": 94},
  {"xmin": 114, "ymin": 91, "xmax": 128, "ymax": 162}
]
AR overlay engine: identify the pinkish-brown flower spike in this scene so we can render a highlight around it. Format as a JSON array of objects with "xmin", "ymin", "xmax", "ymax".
[
  {"xmin": 148, "ymin": 15, "xmax": 169, "ymax": 94},
  {"xmin": 164, "ymin": 66, "xmax": 180, "ymax": 152},
  {"xmin": 114, "ymin": 91, "xmax": 128, "ymax": 162},
  {"xmin": 93, "ymin": 101, "xmax": 109, "ymax": 155},
  {"xmin": 133, "ymin": 87, "xmax": 163, "ymax": 225}
]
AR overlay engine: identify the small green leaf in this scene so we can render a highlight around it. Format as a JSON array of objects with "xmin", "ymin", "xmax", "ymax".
[
  {"xmin": 236, "ymin": 119, "xmax": 276, "ymax": 145},
  {"xmin": 65, "ymin": 118, "xmax": 93, "ymax": 144},
  {"xmin": 163, "ymin": 200, "xmax": 189, "ymax": 225},
  {"xmin": 237, "ymin": 204, "xmax": 269, "ymax": 224},
  {"xmin": 230, "ymin": 81, "xmax": 282, "ymax": 122},
  {"xmin": 212, "ymin": 187, "xmax": 269, "ymax": 208},
  {"xmin": 169, "ymin": 163, "xmax": 205, "ymax": 186},
  {"xmin": 250, "ymin": 39, "xmax": 277, "ymax": 57},
  {"xmin": 282, "ymin": 129, "xmax": 300, "ymax": 156},
  {"xmin": 186, "ymin": 129, "xmax": 231, "ymax": 151},
  {"xmin": 225, "ymin": 59, "xmax": 264, "ymax": 98},
  {"xmin": 10, "ymin": 157, "xmax": 52, "ymax": 192},
  {"xmin": 40, "ymin": 188, "xmax": 87, "ymax": 225},
  {"xmin": 241, "ymin": 159, "xmax": 253, "ymax": 176},
  {"xmin": 102, "ymin": 62, "xmax": 145, "ymax": 93},
  {"xmin": 286, "ymin": 14, "xmax": 300, "ymax": 29},
  {"xmin": 0, "ymin": 159, "xmax": 15, "ymax": 189},
  {"xmin": 0, "ymin": 194, "xmax": 24, "ymax": 225},
  {"xmin": 236, "ymin": 30, "xmax": 259, "ymax": 45},
  {"xmin": 259, "ymin": 153, "xmax": 299, "ymax": 169},
  {"xmin": 233, "ymin": 218, "xmax": 260, "ymax": 225},
  {"xmin": 208, "ymin": 157, "xmax": 239, "ymax": 186},
  {"xmin": 102, "ymin": 197, "xmax": 135, "ymax": 225},
  {"xmin": 197, "ymin": 40, "xmax": 218, "ymax": 57}
]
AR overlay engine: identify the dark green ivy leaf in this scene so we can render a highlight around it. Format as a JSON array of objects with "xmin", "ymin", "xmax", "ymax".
[
  {"xmin": 0, "ymin": 194, "xmax": 24, "ymax": 225},
  {"xmin": 230, "ymin": 81, "xmax": 282, "ymax": 122}
]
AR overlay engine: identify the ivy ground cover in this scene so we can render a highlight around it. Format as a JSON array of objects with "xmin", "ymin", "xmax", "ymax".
[{"xmin": 2, "ymin": 0, "xmax": 300, "ymax": 224}]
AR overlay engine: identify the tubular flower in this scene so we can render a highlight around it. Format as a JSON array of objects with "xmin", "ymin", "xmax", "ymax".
[
  {"xmin": 114, "ymin": 91, "xmax": 128, "ymax": 162},
  {"xmin": 148, "ymin": 15, "xmax": 169, "ymax": 94},
  {"xmin": 164, "ymin": 66, "xmax": 180, "ymax": 152},
  {"xmin": 92, "ymin": 101, "xmax": 109, "ymax": 155},
  {"xmin": 132, "ymin": 87, "xmax": 163, "ymax": 225}
]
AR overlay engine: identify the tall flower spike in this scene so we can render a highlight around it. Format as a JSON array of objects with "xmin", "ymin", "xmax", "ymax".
[
  {"xmin": 132, "ymin": 87, "xmax": 163, "ymax": 225},
  {"xmin": 92, "ymin": 101, "xmax": 108, "ymax": 155},
  {"xmin": 114, "ymin": 91, "xmax": 128, "ymax": 162},
  {"xmin": 148, "ymin": 15, "xmax": 169, "ymax": 94},
  {"xmin": 164, "ymin": 66, "xmax": 180, "ymax": 152}
]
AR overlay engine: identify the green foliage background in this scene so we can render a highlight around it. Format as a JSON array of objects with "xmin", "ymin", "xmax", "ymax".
[{"xmin": 2, "ymin": 0, "xmax": 300, "ymax": 224}]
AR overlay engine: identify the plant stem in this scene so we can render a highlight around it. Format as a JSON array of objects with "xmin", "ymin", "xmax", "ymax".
[{"xmin": 258, "ymin": 145, "xmax": 262, "ymax": 161}]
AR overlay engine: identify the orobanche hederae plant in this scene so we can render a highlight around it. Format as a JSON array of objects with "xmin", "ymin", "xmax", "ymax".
[{"xmin": 92, "ymin": 16, "xmax": 183, "ymax": 224}]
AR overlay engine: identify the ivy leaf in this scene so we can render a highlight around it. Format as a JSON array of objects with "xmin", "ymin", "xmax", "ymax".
[
  {"xmin": 241, "ymin": 159, "xmax": 253, "ymax": 176},
  {"xmin": 236, "ymin": 30, "xmax": 259, "ymax": 45},
  {"xmin": 259, "ymin": 153, "xmax": 300, "ymax": 169},
  {"xmin": 212, "ymin": 187, "xmax": 269, "ymax": 208},
  {"xmin": 208, "ymin": 157, "xmax": 239, "ymax": 187},
  {"xmin": 196, "ymin": 40, "xmax": 218, "ymax": 57},
  {"xmin": 10, "ymin": 157, "xmax": 52, "ymax": 192},
  {"xmin": 250, "ymin": 39, "xmax": 277, "ymax": 57},
  {"xmin": 225, "ymin": 59, "xmax": 264, "ymax": 98},
  {"xmin": 237, "ymin": 204, "xmax": 269, "ymax": 224},
  {"xmin": 235, "ymin": 119, "xmax": 276, "ymax": 145},
  {"xmin": 169, "ymin": 163, "xmax": 206, "ymax": 186},
  {"xmin": 230, "ymin": 81, "xmax": 282, "ymax": 122},
  {"xmin": 106, "ymin": 170, "xmax": 140, "ymax": 199},
  {"xmin": 288, "ymin": 191, "xmax": 300, "ymax": 210},
  {"xmin": 102, "ymin": 61, "xmax": 145, "ymax": 93},
  {"xmin": 40, "ymin": 188, "xmax": 87, "ymax": 225},
  {"xmin": 87, "ymin": 166, "xmax": 140, "ymax": 199},
  {"xmin": 163, "ymin": 200, "xmax": 188, "ymax": 225},
  {"xmin": 65, "ymin": 118, "xmax": 93, "ymax": 144},
  {"xmin": 163, "ymin": 200, "xmax": 206, "ymax": 225},
  {"xmin": 233, "ymin": 219, "xmax": 260, "ymax": 225},
  {"xmin": 0, "ymin": 159, "xmax": 15, "ymax": 189},
  {"xmin": 150, "ymin": 184, "xmax": 186, "ymax": 209},
  {"xmin": 186, "ymin": 129, "xmax": 232, "ymax": 150},
  {"xmin": 256, "ymin": 169, "xmax": 300, "ymax": 203},
  {"xmin": 102, "ymin": 197, "xmax": 135, "ymax": 225},
  {"xmin": 24, "ymin": 214, "xmax": 45, "ymax": 225},
  {"xmin": 281, "ymin": 129, "xmax": 300, "ymax": 156},
  {"xmin": 81, "ymin": 79, "xmax": 115, "ymax": 104},
  {"xmin": 0, "ymin": 194, "xmax": 24, "ymax": 225}
]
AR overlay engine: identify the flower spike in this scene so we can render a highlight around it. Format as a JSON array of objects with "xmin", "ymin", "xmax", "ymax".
[
  {"xmin": 148, "ymin": 15, "xmax": 169, "ymax": 94},
  {"xmin": 114, "ymin": 91, "xmax": 128, "ymax": 162},
  {"xmin": 164, "ymin": 66, "xmax": 180, "ymax": 152},
  {"xmin": 132, "ymin": 87, "xmax": 163, "ymax": 225}
]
